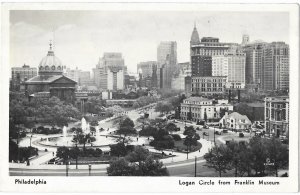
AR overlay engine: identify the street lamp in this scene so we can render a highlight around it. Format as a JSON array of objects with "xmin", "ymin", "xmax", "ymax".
[
  {"xmin": 29, "ymin": 134, "xmax": 33, "ymax": 148},
  {"xmin": 66, "ymin": 155, "xmax": 69, "ymax": 177},
  {"xmin": 194, "ymin": 156, "xmax": 197, "ymax": 177},
  {"xmin": 88, "ymin": 164, "xmax": 92, "ymax": 176}
]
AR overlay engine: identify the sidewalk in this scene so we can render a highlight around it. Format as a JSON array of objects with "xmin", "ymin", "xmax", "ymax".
[{"xmin": 148, "ymin": 139, "xmax": 213, "ymax": 164}]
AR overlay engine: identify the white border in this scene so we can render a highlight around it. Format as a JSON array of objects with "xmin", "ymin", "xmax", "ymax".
[{"xmin": 0, "ymin": 2, "xmax": 299, "ymax": 193}]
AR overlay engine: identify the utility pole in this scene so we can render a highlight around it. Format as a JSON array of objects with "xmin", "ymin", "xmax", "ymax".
[
  {"xmin": 194, "ymin": 156, "xmax": 197, "ymax": 177},
  {"xmin": 214, "ymin": 126, "xmax": 216, "ymax": 144}
]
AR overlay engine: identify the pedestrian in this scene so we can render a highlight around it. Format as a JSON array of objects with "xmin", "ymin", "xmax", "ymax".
[
  {"xmin": 137, "ymin": 137, "xmax": 138, "ymax": 141},
  {"xmin": 52, "ymin": 152, "xmax": 54, "ymax": 156}
]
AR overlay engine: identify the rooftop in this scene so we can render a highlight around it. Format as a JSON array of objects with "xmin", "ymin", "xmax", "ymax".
[
  {"xmin": 224, "ymin": 112, "xmax": 251, "ymax": 123},
  {"xmin": 185, "ymin": 96, "xmax": 210, "ymax": 102}
]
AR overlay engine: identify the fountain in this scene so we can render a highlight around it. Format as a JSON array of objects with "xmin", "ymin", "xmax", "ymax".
[
  {"xmin": 81, "ymin": 117, "xmax": 87, "ymax": 133},
  {"xmin": 62, "ymin": 126, "xmax": 67, "ymax": 138},
  {"xmin": 37, "ymin": 117, "xmax": 118, "ymax": 148}
]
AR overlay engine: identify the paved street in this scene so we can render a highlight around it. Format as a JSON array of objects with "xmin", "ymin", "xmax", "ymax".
[{"xmin": 10, "ymin": 158, "xmax": 207, "ymax": 176}]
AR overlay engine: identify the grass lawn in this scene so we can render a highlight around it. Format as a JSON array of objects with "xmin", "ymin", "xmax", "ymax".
[{"xmin": 174, "ymin": 139, "xmax": 202, "ymax": 153}]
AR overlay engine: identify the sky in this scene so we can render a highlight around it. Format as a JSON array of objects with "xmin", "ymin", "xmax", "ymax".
[{"xmin": 10, "ymin": 11, "xmax": 289, "ymax": 73}]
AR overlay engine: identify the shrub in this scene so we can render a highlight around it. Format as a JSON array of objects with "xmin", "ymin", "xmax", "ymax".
[{"xmin": 171, "ymin": 134, "xmax": 181, "ymax": 141}]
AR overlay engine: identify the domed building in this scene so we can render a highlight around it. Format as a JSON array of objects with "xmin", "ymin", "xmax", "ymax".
[{"xmin": 25, "ymin": 43, "xmax": 77, "ymax": 103}]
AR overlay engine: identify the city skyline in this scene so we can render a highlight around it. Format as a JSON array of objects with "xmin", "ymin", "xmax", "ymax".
[{"xmin": 10, "ymin": 11, "xmax": 289, "ymax": 73}]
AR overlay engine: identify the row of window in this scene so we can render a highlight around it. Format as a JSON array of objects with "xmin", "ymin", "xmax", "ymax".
[
  {"xmin": 39, "ymin": 65, "xmax": 62, "ymax": 71},
  {"xmin": 192, "ymin": 88, "xmax": 224, "ymax": 92}
]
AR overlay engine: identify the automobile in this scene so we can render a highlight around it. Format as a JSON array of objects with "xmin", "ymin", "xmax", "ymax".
[
  {"xmin": 203, "ymin": 125, "xmax": 209, "ymax": 129},
  {"xmin": 215, "ymin": 131, "xmax": 221, "ymax": 135},
  {"xmin": 222, "ymin": 129, "xmax": 228, "ymax": 133},
  {"xmin": 279, "ymin": 135, "xmax": 287, "ymax": 140},
  {"xmin": 244, "ymin": 129, "xmax": 250, "ymax": 133},
  {"xmin": 239, "ymin": 133, "xmax": 244, "ymax": 137},
  {"xmin": 203, "ymin": 132, "xmax": 209, "ymax": 136},
  {"xmin": 255, "ymin": 131, "xmax": 263, "ymax": 136}
]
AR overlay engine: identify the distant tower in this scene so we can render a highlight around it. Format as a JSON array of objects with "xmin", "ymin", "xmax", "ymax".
[
  {"xmin": 242, "ymin": 34, "xmax": 250, "ymax": 45},
  {"xmin": 190, "ymin": 22, "xmax": 200, "ymax": 46}
]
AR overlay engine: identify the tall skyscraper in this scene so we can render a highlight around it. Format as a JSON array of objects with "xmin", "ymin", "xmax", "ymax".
[
  {"xmin": 190, "ymin": 25, "xmax": 233, "ymax": 77},
  {"xmin": 93, "ymin": 52, "xmax": 125, "ymax": 90},
  {"xmin": 212, "ymin": 52, "xmax": 246, "ymax": 89},
  {"xmin": 244, "ymin": 41, "xmax": 289, "ymax": 91},
  {"xmin": 262, "ymin": 42, "xmax": 289, "ymax": 91},
  {"xmin": 137, "ymin": 61, "xmax": 157, "ymax": 78},
  {"xmin": 137, "ymin": 61, "xmax": 158, "ymax": 89},
  {"xmin": 157, "ymin": 41, "xmax": 177, "ymax": 89},
  {"xmin": 244, "ymin": 42, "xmax": 266, "ymax": 88}
]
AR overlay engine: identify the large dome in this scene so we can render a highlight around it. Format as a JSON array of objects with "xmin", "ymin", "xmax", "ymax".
[{"xmin": 38, "ymin": 44, "xmax": 64, "ymax": 74}]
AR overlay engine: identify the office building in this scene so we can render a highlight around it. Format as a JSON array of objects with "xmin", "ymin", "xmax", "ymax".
[
  {"xmin": 93, "ymin": 52, "xmax": 125, "ymax": 90},
  {"xmin": 264, "ymin": 96, "xmax": 289, "ymax": 137},
  {"xmin": 212, "ymin": 53, "xmax": 246, "ymax": 89},
  {"xmin": 262, "ymin": 42, "xmax": 289, "ymax": 91},
  {"xmin": 157, "ymin": 41, "xmax": 177, "ymax": 89},
  {"xmin": 11, "ymin": 64, "xmax": 37, "ymax": 81},
  {"xmin": 180, "ymin": 97, "xmax": 233, "ymax": 122},
  {"xmin": 191, "ymin": 76, "xmax": 227, "ymax": 95}
]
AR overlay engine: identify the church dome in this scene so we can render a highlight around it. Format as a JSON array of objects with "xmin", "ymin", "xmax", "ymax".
[{"xmin": 38, "ymin": 42, "xmax": 64, "ymax": 75}]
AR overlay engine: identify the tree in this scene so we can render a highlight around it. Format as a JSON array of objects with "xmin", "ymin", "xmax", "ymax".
[
  {"xmin": 165, "ymin": 122, "xmax": 179, "ymax": 134},
  {"xmin": 126, "ymin": 146, "xmax": 150, "ymax": 163},
  {"xmin": 116, "ymin": 118, "xmax": 137, "ymax": 143},
  {"xmin": 56, "ymin": 147, "xmax": 70, "ymax": 164},
  {"xmin": 155, "ymin": 102, "xmax": 173, "ymax": 114},
  {"xmin": 249, "ymin": 137, "xmax": 267, "ymax": 176},
  {"xmin": 183, "ymin": 131, "xmax": 200, "ymax": 159},
  {"xmin": 234, "ymin": 103, "xmax": 253, "ymax": 121},
  {"xmin": 227, "ymin": 141, "xmax": 243, "ymax": 177},
  {"xmin": 151, "ymin": 129, "xmax": 175, "ymax": 151},
  {"xmin": 138, "ymin": 156, "xmax": 169, "ymax": 176},
  {"xmin": 110, "ymin": 143, "xmax": 128, "ymax": 158},
  {"xmin": 265, "ymin": 137, "xmax": 289, "ymax": 177},
  {"xmin": 107, "ymin": 158, "xmax": 135, "ymax": 176},
  {"xmin": 204, "ymin": 144, "xmax": 232, "ymax": 177},
  {"xmin": 107, "ymin": 155, "xmax": 169, "ymax": 176},
  {"xmin": 139, "ymin": 126, "xmax": 158, "ymax": 137},
  {"xmin": 204, "ymin": 112, "xmax": 208, "ymax": 123},
  {"xmin": 183, "ymin": 126, "xmax": 195, "ymax": 136},
  {"xmin": 69, "ymin": 147, "xmax": 80, "ymax": 169}
]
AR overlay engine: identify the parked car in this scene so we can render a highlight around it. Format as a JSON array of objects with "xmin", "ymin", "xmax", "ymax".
[
  {"xmin": 203, "ymin": 132, "xmax": 209, "ymax": 136},
  {"xmin": 222, "ymin": 129, "xmax": 228, "ymax": 133},
  {"xmin": 244, "ymin": 129, "xmax": 250, "ymax": 133},
  {"xmin": 203, "ymin": 125, "xmax": 209, "ymax": 129},
  {"xmin": 215, "ymin": 131, "xmax": 221, "ymax": 135},
  {"xmin": 239, "ymin": 133, "xmax": 244, "ymax": 137}
]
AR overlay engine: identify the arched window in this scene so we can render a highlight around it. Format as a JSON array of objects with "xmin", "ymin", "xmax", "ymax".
[
  {"xmin": 52, "ymin": 66, "xmax": 56, "ymax": 70},
  {"xmin": 57, "ymin": 66, "xmax": 61, "ymax": 70},
  {"xmin": 45, "ymin": 66, "xmax": 49, "ymax": 70}
]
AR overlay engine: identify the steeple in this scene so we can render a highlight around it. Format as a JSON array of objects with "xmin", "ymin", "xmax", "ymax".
[
  {"xmin": 47, "ymin": 40, "xmax": 54, "ymax": 56},
  {"xmin": 190, "ymin": 23, "xmax": 200, "ymax": 45},
  {"xmin": 49, "ymin": 40, "xmax": 53, "ymax": 51}
]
